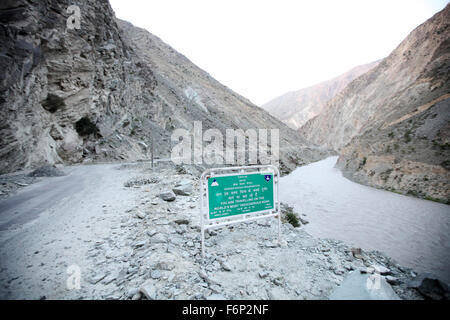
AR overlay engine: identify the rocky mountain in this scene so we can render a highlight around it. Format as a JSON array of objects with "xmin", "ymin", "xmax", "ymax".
[
  {"xmin": 0, "ymin": 0, "xmax": 326, "ymax": 175},
  {"xmin": 299, "ymin": 5, "xmax": 450, "ymax": 203},
  {"xmin": 261, "ymin": 61, "xmax": 379, "ymax": 129}
]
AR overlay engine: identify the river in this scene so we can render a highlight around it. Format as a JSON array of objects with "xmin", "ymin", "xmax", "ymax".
[{"xmin": 280, "ymin": 156, "xmax": 450, "ymax": 283}]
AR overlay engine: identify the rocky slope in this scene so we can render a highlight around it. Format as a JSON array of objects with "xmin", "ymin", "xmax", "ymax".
[
  {"xmin": 299, "ymin": 5, "xmax": 450, "ymax": 203},
  {"xmin": 0, "ymin": 0, "xmax": 326, "ymax": 175},
  {"xmin": 0, "ymin": 161, "xmax": 429, "ymax": 300},
  {"xmin": 261, "ymin": 61, "xmax": 379, "ymax": 129}
]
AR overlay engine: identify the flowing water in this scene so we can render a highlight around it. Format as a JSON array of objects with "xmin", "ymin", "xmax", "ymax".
[{"xmin": 280, "ymin": 156, "xmax": 450, "ymax": 283}]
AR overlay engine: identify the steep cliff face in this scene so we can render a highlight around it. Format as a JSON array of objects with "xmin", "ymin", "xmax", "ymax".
[
  {"xmin": 0, "ymin": 0, "xmax": 159, "ymax": 173},
  {"xmin": 0, "ymin": 0, "xmax": 326, "ymax": 174},
  {"xmin": 299, "ymin": 5, "xmax": 450, "ymax": 202},
  {"xmin": 262, "ymin": 61, "xmax": 379, "ymax": 129}
]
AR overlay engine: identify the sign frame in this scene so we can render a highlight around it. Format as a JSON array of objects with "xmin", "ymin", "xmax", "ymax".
[{"xmin": 199, "ymin": 164, "xmax": 281, "ymax": 257}]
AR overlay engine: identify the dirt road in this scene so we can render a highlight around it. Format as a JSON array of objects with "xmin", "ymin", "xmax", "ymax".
[{"xmin": 0, "ymin": 163, "xmax": 139, "ymax": 299}]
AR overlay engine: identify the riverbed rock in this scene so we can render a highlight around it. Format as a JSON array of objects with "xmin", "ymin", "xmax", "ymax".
[
  {"xmin": 407, "ymin": 273, "xmax": 450, "ymax": 300},
  {"xmin": 136, "ymin": 211, "xmax": 146, "ymax": 219},
  {"xmin": 372, "ymin": 264, "xmax": 391, "ymax": 275},
  {"xmin": 385, "ymin": 276, "xmax": 400, "ymax": 285},
  {"xmin": 159, "ymin": 191, "xmax": 176, "ymax": 202},
  {"xmin": 140, "ymin": 281, "xmax": 157, "ymax": 300},
  {"xmin": 28, "ymin": 166, "xmax": 65, "ymax": 177},
  {"xmin": 172, "ymin": 180, "xmax": 192, "ymax": 196}
]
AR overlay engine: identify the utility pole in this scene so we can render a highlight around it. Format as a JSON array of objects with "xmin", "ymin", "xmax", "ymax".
[{"xmin": 151, "ymin": 136, "xmax": 154, "ymax": 169}]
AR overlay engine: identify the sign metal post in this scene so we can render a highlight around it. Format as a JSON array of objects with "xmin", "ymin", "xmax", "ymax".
[{"xmin": 199, "ymin": 165, "xmax": 281, "ymax": 258}]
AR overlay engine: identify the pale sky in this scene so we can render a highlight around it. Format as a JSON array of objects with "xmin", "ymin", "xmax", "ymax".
[{"xmin": 110, "ymin": 0, "xmax": 448, "ymax": 106}]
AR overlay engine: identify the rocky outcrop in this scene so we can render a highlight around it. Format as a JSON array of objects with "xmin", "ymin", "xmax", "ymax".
[
  {"xmin": 0, "ymin": 0, "xmax": 327, "ymax": 175},
  {"xmin": 261, "ymin": 61, "xmax": 379, "ymax": 129},
  {"xmin": 299, "ymin": 5, "xmax": 450, "ymax": 202}
]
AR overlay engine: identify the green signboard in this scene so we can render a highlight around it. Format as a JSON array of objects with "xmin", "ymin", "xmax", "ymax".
[{"xmin": 207, "ymin": 173, "xmax": 274, "ymax": 219}]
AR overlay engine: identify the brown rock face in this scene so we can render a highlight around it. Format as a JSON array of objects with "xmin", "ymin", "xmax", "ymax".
[
  {"xmin": 299, "ymin": 5, "xmax": 450, "ymax": 202},
  {"xmin": 0, "ymin": 0, "xmax": 327, "ymax": 174},
  {"xmin": 262, "ymin": 61, "xmax": 379, "ymax": 129}
]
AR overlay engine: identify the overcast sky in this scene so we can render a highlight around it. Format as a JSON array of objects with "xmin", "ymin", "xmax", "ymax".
[{"xmin": 110, "ymin": 0, "xmax": 448, "ymax": 106}]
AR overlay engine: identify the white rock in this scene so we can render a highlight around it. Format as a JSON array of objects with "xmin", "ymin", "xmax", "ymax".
[
  {"xmin": 373, "ymin": 265, "xmax": 391, "ymax": 275},
  {"xmin": 140, "ymin": 281, "xmax": 157, "ymax": 300}
]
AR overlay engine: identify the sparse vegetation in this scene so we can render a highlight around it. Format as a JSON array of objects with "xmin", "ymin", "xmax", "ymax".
[
  {"xmin": 286, "ymin": 211, "xmax": 300, "ymax": 228},
  {"xmin": 359, "ymin": 157, "xmax": 367, "ymax": 169},
  {"xmin": 404, "ymin": 129, "xmax": 412, "ymax": 143},
  {"xmin": 281, "ymin": 203, "xmax": 300, "ymax": 227}
]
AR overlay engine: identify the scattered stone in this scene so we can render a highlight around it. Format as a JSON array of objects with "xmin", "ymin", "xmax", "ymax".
[
  {"xmin": 334, "ymin": 267, "xmax": 346, "ymax": 275},
  {"xmin": 360, "ymin": 267, "xmax": 375, "ymax": 274},
  {"xmin": 407, "ymin": 273, "xmax": 450, "ymax": 300},
  {"xmin": 89, "ymin": 273, "xmax": 107, "ymax": 284},
  {"xmin": 175, "ymin": 165, "xmax": 187, "ymax": 174},
  {"xmin": 207, "ymin": 294, "xmax": 226, "ymax": 300},
  {"xmin": 172, "ymin": 180, "xmax": 192, "ymax": 196},
  {"xmin": 127, "ymin": 288, "xmax": 139, "ymax": 298},
  {"xmin": 124, "ymin": 177, "xmax": 158, "ymax": 187},
  {"xmin": 132, "ymin": 292, "xmax": 142, "ymax": 300},
  {"xmin": 147, "ymin": 230, "xmax": 158, "ymax": 237},
  {"xmin": 259, "ymin": 271, "xmax": 269, "ymax": 279},
  {"xmin": 220, "ymin": 261, "xmax": 232, "ymax": 272},
  {"xmin": 372, "ymin": 265, "xmax": 390, "ymax": 275},
  {"xmin": 156, "ymin": 261, "xmax": 175, "ymax": 271},
  {"xmin": 134, "ymin": 240, "xmax": 147, "ymax": 248},
  {"xmin": 159, "ymin": 191, "xmax": 176, "ymax": 202},
  {"xmin": 186, "ymin": 241, "xmax": 194, "ymax": 247},
  {"xmin": 140, "ymin": 281, "xmax": 157, "ymax": 300},
  {"xmin": 28, "ymin": 166, "xmax": 65, "ymax": 177},
  {"xmin": 101, "ymin": 275, "xmax": 117, "ymax": 285},
  {"xmin": 344, "ymin": 264, "xmax": 354, "ymax": 271},
  {"xmin": 278, "ymin": 239, "xmax": 288, "ymax": 248},
  {"xmin": 298, "ymin": 217, "xmax": 309, "ymax": 225},
  {"xmin": 199, "ymin": 270, "xmax": 220, "ymax": 286},
  {"xmin": 150, "ymin": 270, "xmax": 161, "ymax": 279},
  {"xmin": 351, "ymin": 248, "xmax": 364, "ymax": 259},
  {"xmin": 264, "ymin": 240, "xmax": 277, "ymax": 248},
  {"xmin": 174, "ymin": 219, "xmax": 189, "ymax": 225},
  {"xmin": 385, "ymin": 276, "xmax": 400, "ymax": 285},
  {"xmin": 136, "ymin": 211, "xmax": 146, "ymax": 219},
  {"xmin": 151, "ymin": 233, "xmax": 167, "ymax": 244}
]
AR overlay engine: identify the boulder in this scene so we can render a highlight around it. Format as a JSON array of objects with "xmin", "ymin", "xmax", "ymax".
[
  {"xmin": 159, "ymin": 191, "xmax": 176, "ymax": 202},
  {"xmin": 407, "ymin": 273, "xmax": 450, "ymax": 300},
  {"xmin": 372, "ymin": 264, "xmax": 391, "ymax": 275},
  {"xmin": 172, "ymin": 180, "xmax": 192, "ymax": 196},
  {"xmin": 140, "ymin": 280, "xmax": 157, "ymax": 300}
]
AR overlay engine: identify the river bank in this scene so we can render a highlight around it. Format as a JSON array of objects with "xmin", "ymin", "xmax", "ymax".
[
  {"xmin": 1, "ymin": 160, "xmax": 441, "ymax": 299},
  {"xmin": 281, "ymin": 157, "xmax": 450, "ymax": 283}
]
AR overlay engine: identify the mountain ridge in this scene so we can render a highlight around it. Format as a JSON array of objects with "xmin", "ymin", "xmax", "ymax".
[
  {"xmin": 261, "ymin": 61, "xmax": 380, "ymax": 129},
  {"xmin": 299, "ymin": 4, "xmax": 450, "ymax": 202},
  {"xmin": 0, "ymin": 0, "xmax": 327, "ymax": 175}
]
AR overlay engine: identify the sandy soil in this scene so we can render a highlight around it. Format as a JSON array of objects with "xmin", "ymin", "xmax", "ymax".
[{"xmin": 0, "ymin": 163, "xmax": 139, "ymax": 299}]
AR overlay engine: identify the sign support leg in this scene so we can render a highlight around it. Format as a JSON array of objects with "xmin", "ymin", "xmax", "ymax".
[
  {"xmin": 278, "ymin": 210, "xmax": 281, "ymax": 243},
  {"xmin": 201, "ymin": 227, "xmax": 205, "ymax": 259}
]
